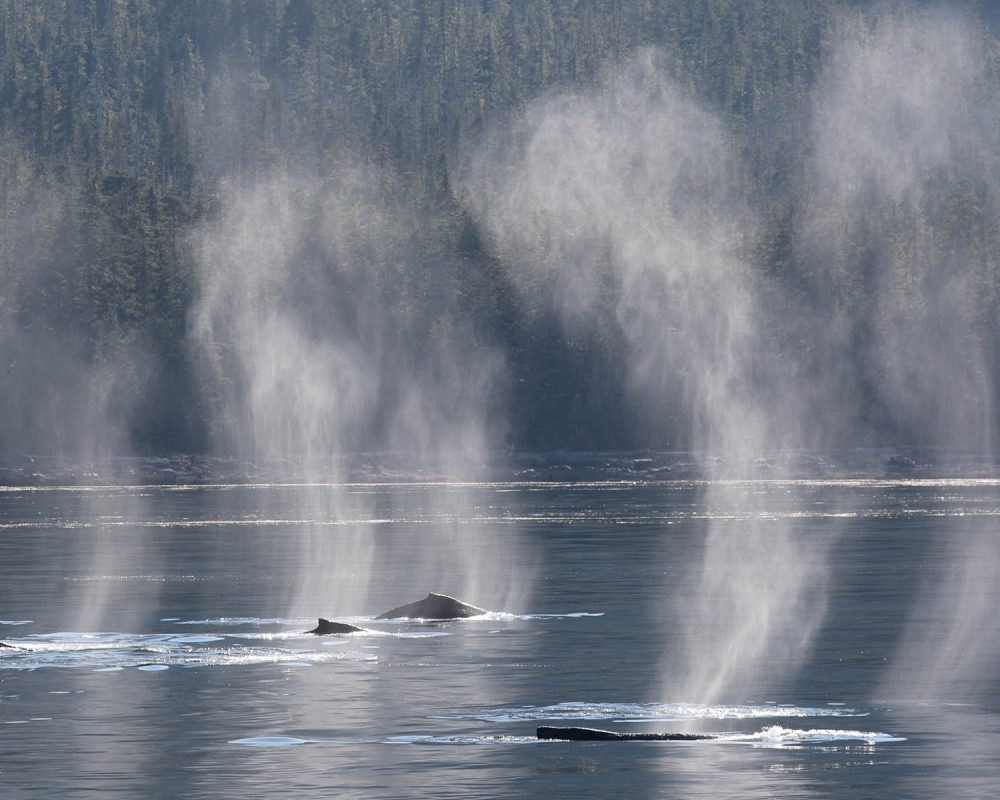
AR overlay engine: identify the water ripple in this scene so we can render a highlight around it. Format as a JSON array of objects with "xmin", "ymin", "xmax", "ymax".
[
  {"xmin": 0, "ymin": 631, "xmax": 377, "ymax": 670},
  {"xmin": 445, "ymin": 701, "xmax": 866, "ymax": 723}
]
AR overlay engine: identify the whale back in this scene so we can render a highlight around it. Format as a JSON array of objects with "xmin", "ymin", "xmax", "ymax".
[
  {"xmin": 307, "ymin": 619, "xmax": 364, "ymax": 635},
  {"xmin": 536, "ymin": 726, "xmax": 715, "ymax": 741},
  {"xmin": 374, "ymin": 592, "xmax": 485, "ymax": 620}
]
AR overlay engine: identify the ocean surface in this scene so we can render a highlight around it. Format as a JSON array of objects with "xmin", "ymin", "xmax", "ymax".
[{"xmin": 1, "ymin": 478, "xmax": 999, "ymax": 798}]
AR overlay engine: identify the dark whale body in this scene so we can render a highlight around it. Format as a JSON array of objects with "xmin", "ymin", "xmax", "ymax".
[
  {"xmin": 375, "ymin": 592, "xmax": 485, "ymax": 620},
  {"xmin": 307, "ymin": 619, "xmax": 365, "ymax": 635},
  {"xmin": 306, "ymin": 592, "xmax": 486, "ymax": 634},
  {"xmin": 537, "ymin": 726, "xmax": 715, "ymax": 741}
]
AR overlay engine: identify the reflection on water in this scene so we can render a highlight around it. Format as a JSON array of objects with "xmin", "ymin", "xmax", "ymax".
[
  {"xmin": 0, "ymin": 629, "xmax": 377, "ymax": 670},
  {"xmin": 1, "ymin": 480, "xmax": 999, "ymax": 798},
  {"xmin": 447, "ymin": 700, "xmax": 865, "ymax": 722}
]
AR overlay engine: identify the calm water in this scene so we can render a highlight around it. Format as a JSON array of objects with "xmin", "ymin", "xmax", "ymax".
[{"xmin": 2, "ymin": 479, "xmax": 999, "ymax": 798}]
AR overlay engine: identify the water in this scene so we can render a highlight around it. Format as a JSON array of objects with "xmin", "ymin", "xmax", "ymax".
[{"xmin": 1, "ymin": 479, "xmax": 999, "ymax": 798}]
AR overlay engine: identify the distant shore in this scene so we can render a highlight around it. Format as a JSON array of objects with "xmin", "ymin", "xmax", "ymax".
[{"xmin": 2, "ymin": 448, "xmax": 998, "ymax": 487}]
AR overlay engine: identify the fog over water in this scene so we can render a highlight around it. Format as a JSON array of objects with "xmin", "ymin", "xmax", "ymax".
[
  {"xmin": 0, "ymin": 146, "xmax": 157, "ymax": 631},
  {"xmin": 803, "ymin": 6, "xmax": 1000, "ymax": 452},
  {"xmin": 190, "ymin": 164, "xmax": 526, "ymax": 617},
  {"xmin": 8, "ymin": 8, "xmax": 1000, "ymax": 798},
  {"xmin": 1, "ymin": 0, "xmax": 998, "ymax": 707},
  {"xmin": 0, "ymin": 150, "xmax": 145, "ymax": 460},
  {"xmin": 458, "ymin": 51, "xmax": 829, "ymax": 703},
  {"xmin": 457, "ymin": 4, "xmax": 1000, "ymax": 703},
  {"xmin": 803, "ymin": 7, "xmax": 1000, "ymax": 701}
]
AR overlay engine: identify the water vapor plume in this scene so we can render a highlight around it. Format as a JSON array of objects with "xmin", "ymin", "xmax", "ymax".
[
  {"xmin": 459, "ymin": 51, "xmax": 829, "ymax": 703},
  {"xmin": 804, "ymin": 5, "xmax": 1000, "ymax": 700},
  {"xmin": 0, "ymin": 138, "xmax": 156, "ymax": 629},
  {"xmin": 0, "ymin": 145, "xmax": 142, "ymax": 460},
  {"xmin": 191, "ymin": 163, "xmax": 523, "ymax": 617},
  {"xmin": 804, "ymin": 4, "xmax": 1000, "ymax": 449}
]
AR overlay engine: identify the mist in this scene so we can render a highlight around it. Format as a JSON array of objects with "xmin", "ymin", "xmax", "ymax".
[
  {"xmin": 803, "ymin": 5, "xmax": 1000, "ymax": 700},
  {"xmin": 459, "ymin": 50, "xmax": 830, "ymax": 703},
  {"xmin": 0, "ymin": 142, "xmax": 142, "ymax": 460},
  {"xmin": 190, "ymin": 162, "xmax": 524, "ymax": 617},
  {"xmin": 2, "ymin": 0, "xmax": 998, "ymax": 701},
  {"xmin": 0, "ymin": 137, "xmax": 159, "ymax": 629},
  {"xmin": 803, "ymin": 4, "xmax": 1000, "ymax": 451}
]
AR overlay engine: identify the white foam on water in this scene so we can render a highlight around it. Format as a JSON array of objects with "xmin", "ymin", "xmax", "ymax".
[
  {"xmin": 447, "ymin": 701, "xmax": 865, "ymax": 723},
  {"xmin": 169, "ymin": 635, "xmax": 225, "ymax": 644},
  {"xmin": 0, "ymin": 620, "xmax": 32, "ymax": 626},
  {"xmin": 220, "ymin": 630, "xmax": 312, "ymax": 641},
  {"xmin": 521, "ymin": 612, "xmax": 605, "ymax": 619},
  {"xmin": 177, "ymin": 647, "xmax": 376, "ymax": 668},
  {"xmin": 65, "ymin": 574, "xmax": 203, "ymax": 583},
  {"xmin": 174, "ymin": 617, "xmax": 302, "ymax": 626},
  {"xmin": 383, "ymin": 734, "xmax": 537, "ymax": 745},
  {"xmin": 718, "ymin": 725, "xmax": 906, "ymax": 746},
  {"xmin": 0, "ymin": 630, "xmax": 378, "ymax": 670},
  {"xmin": 229, "ymin": 736, "xmax": 315, "ymax": 747},
  {"xmin": 3, "ymin": 634, "xmax": 150, "ymax": 653}
]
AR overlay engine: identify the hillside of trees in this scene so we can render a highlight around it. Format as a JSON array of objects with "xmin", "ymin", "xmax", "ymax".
[{"xmin": 2, "ymin": 0, "xmax": 999, "ymax": 457}]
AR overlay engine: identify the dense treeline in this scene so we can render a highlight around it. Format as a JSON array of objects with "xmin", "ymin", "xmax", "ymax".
[{"xmin": 1, "ymin": 0, "xmax": 998, "ymax": 455}]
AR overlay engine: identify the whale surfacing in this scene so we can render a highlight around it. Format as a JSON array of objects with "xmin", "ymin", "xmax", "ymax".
[
  {"xmin": 374, "ymin": 592, "xmax": 485, "ymax": 620},
  {"xmin": 536, "ymin": 726, "xmax": 715, "ymax": 741},
  {"xmin": 306, "ymin": 592, "xmax": 487, "ymax": 633},
  {"xmin": 307, "ymin": 619, "xmax": 365, "ymax": 635}
]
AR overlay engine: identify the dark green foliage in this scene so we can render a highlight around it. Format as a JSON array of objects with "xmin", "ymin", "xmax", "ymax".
[{"xmin": 0, "ymin": 1, "xmax": 997, "ymax": 453}]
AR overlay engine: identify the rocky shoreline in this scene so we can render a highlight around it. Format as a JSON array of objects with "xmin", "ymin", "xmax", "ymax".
[{"xmin": 1, "ymin": 449, "xmax": 998, "ymax": 487}]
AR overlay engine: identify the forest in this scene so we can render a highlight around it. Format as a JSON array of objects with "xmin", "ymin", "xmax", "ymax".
[{"xmin": 2, "ymin": 0, "xmax": 1000, "ymax": 458}]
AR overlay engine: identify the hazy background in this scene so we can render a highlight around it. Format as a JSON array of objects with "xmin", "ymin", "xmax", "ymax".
[
  {"xmin": 2, "ymin": 0, "xmax": 1000, "ymax": 700},
  {"xmin": 3, "ymin": 0, "xmax": 1000, "ymax": 456}
]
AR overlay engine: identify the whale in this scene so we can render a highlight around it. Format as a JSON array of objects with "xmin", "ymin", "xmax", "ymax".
[
  {"xmin": 306, "ymin": 592, "xmax": 487, "ymax": 634},
  {"xmin": 374, "ymin": 592, "xmax": 485, "ymax": 620},
  {"xmin": 536, "ymin": 726, "xmax": 715, "ymax": 741},
  {"xmin": 306, "ymin": 619, "xmax": 365, "ymax": 635}
]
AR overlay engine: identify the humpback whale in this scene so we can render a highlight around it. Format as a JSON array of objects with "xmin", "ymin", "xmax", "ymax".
[
  {"xmin": 306, "ymin": 619, "xmax": 365, "ymax": 635},
  {"xmin": 536, "ymin": 726, "xmax": 715, "ymax": 741},
  {"xmin": 306, "ymin": 592, "xmax": 486, "ymax": 634},
  {"xmin": 374, "ymin": 592, "xmax": 485, "ymax": 620}
]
